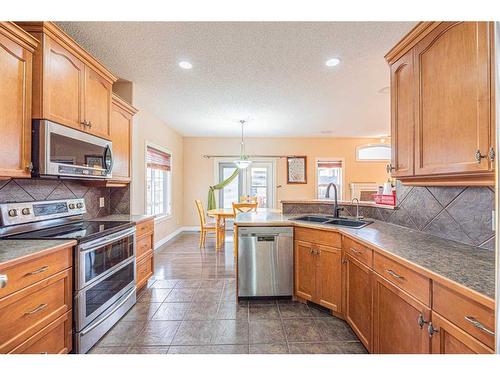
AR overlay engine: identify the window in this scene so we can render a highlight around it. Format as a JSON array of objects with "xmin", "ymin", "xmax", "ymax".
[
  {"xmin": 316, "ymin": 160, "xmax": 343, "ymax": 199},
  {"xmin": 146, "ymin": 144, "xmax": 172, "ymax": 217},
  {"xmin": 356, "ymin": 144, "xmax": 391, "ymax": 161}
]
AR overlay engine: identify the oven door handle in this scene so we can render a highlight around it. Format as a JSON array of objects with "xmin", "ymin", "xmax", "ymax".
[
  {"xmin": 80, "ymin": 287, "xmax": 136, "ymax": 337},
  {"xmin": 79, "ymin": 227, "xmax": 136, "ymax": 252}
]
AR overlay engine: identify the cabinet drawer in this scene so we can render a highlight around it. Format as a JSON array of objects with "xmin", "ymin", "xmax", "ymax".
[
  {"xmin": 10, "ymin": 310, "xmax": 72, "ymax": 354},
  {"xmin": 433, "ymin": 282, "xmax": 495, "ymax": 349},
  {"xmin": 342, "ymin": 237, "xmax": 373, "ymax": 267},
  {"xmin": 0, "ymin": 268, "xmax": 72, "ymax": 353},
  {"xmin": 136, "ymin": 219, "xmax": 154, "ymax": 238},
  {"xmin": 0, "ymin": 246, "xmax": 72, "ymax": 299},
  {"xmin": 137, "ymin": 234, "xmax": 153, "ymax": 259},
  {"xmin": 294, "ymin": 227, "xmax": 341, "ymax": 248},
  {"xmin": 373, "ymin": 253, "xmax": 430, "ymax": 305},
  {"xmin": 136, "ymin": 250, "xmax": 154, "ymax": 289}
]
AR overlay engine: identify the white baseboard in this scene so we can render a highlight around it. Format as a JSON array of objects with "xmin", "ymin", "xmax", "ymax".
[{"xmin": 153, "ymin": 226, "xmax": 200, "ymax": 250}]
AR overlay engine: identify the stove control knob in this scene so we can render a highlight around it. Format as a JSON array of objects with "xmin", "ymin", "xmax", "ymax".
[
  {"xmin": 8, "ymin": 209, "xmax": 17, "ymax": 217},
  {"xmin": 76, "ymin": 203, "xmax": 83, "ymax": 209},
  {"xmin": 69, "ymin": 203, "xmax": 76, "ymax": 210},
  {"xmin": 21, "ymin": 208, "xmax": 31, "ymax": 215}
]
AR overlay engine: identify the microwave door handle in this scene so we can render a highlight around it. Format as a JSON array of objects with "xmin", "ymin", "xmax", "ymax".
[{"xmin": 105, "ymin": 145, "xmax": 113, "ymax": 173}]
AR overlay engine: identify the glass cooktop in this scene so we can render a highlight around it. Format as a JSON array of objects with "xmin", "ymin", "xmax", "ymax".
[{"xmin": 8, "ymin": 221, "xmax": 134, "ymax": 243}]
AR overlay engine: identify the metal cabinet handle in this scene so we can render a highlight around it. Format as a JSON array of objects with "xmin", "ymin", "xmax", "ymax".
[
  {"xmin": 25, "ymin": 303, "xmax": 48, "ymax": 315},
  {"xmin": 418, "ymin": 313, "xmax": 428, "ymax": 328},
  {"xmin": 87, "ymin": 121, "xmax": 92, "ymax": 128},
  {"xmin": 386, "ymin": 269, "xmax": 405, "ymax": 280},
  {"xmin": 488, "ymin": 147, "xmax": 495, "ymax": 161},
  {"xmin": 350, "ymin": 247, "xmax": 363, "ymax": 255},
  {"xmin": 475, "ymin": 149, "xmax": 486, "ymax": 163},
  {"xmin": 25, "ymin": 265, "xmax": 48, "ymax": 276},
  {"xmin": 0, "ymin": 274, "xmax": 7, "ymax": 288},
  {"xmin": 464, "ymin": 316, "xmax": 495, "ymax": 336},
  {"xmin": 386, "ymin": 164, "xmax": 396, "ymax": 173},
  {"xmin": 428, "ymin": 322, "xmax": 438, "ymax": 337}
]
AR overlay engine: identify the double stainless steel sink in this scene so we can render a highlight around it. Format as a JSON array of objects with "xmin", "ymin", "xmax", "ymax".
[{"xmin": 290, "ymin": 215, "xmax": 372, "ymax": 229}]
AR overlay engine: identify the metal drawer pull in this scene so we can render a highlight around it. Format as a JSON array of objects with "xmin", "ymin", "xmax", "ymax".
[
  {"xmin": 386, "ymin": 269, "xmax": 405, "ymax": 280},
  {"xmin": 25, "ymin": 303, "xmax": 48, "ymax": 315},
  {"xmin": 25, "ymin": 266, "xmax": 49, "ymax": 276},
  {"xmin": 350, "ymin": 248, "xmax": 364, "ymax": 254},
  {"xmin": 0, "ymin": 274, "xmax": 7, "ymax": 288},
  {"xmin": 464, "ymin": 316, "xmax": 494, "ymax": 336}
]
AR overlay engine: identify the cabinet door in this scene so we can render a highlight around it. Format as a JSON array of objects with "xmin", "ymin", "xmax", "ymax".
[
  {"xmin": 315, "ymin": 244, "xmax": 342, "ymax": 312},
  {"xmin": 0, "ymin": 32, "xmax": 32, "ymax": 178},
  {"xmin": 390, "ymin": 49, "xmax": 415, "ymax": 177},
  {"xmin": 84, "ymin": 66, "xmax": 111, "ymax": 139},
  {"xmin": 372, "ymin": 273, "xmax": 431, "ymax": 354},
  {"xmin": 345, "ymin": 255, "xmax": 372, "ymax": 351},
  {"xmin": 43, "ymin": 36, "xmax": 85, "ymax": 130},
  {"xmin": 414, "ymin": 22, "xmax": 492, "ymax": 175},
  {"xmin": 430, "ymin": 312, "xmax": 494, "ymax": 354},
  {"xmin": 294, "ymin": 240, "xmax": 315, "ymax": 301},
  {"xmin": 110, "ymin": 100, "xmax": 132, "ymax": 180}
]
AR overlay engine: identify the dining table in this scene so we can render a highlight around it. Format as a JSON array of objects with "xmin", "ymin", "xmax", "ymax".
[{"xmin": 207, "ymin": 207, "xmax": 281, "ymax": 250}]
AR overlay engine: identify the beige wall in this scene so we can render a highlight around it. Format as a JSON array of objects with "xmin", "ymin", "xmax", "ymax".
[
  {"xmin": 183, "ymin": 137, "xmax": 390, "ymax": 226},
  {"xmin": 130, "ymin": 86, "xmax": 184, "ymax": 245}
]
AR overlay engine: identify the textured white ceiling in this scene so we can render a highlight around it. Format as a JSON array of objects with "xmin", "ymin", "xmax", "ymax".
[{"xmin": 57, "ymin": 22, "xmax": 415, "ymax": 137}]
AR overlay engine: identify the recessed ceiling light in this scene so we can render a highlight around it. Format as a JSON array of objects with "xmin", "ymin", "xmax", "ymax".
[
  {"xmin": 325, "ymin": 58, "xmax": 340, "ymax": 67},
  {"xmin": 178, "ymin": 61, "xmax": 193, "ymax": 70}
]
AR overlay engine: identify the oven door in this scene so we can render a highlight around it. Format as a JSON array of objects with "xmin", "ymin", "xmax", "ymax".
[
  {"xmin": 74, "ymin": 258, "xmax": 136, "ymax": 331},
  {"xmin": 76, "ymin": 227, "xmax": 135, "ymax": 290},
  {"xmin": 33, "ymin": 120, "xmax": 113, "ymax": 179}
]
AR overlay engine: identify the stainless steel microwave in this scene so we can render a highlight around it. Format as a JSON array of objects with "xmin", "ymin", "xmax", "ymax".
[{"xmin": 32, "ymin": 120, "xmax": 113, "ymax": 179}]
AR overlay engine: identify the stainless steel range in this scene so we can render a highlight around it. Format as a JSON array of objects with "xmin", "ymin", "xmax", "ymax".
[{"xmin": 0, "ymin": 198, "xmax": 137, "ymax": 354}]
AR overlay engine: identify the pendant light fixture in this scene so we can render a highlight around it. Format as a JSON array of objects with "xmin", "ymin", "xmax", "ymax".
[{"xmin": 234, "ymin": 120, "xmax": 252, "ymax": 169}]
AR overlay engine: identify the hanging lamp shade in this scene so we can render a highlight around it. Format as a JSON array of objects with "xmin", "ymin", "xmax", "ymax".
[{"xmin": 234, "ymin": 120, "xmax": 252, "ymax": 169}]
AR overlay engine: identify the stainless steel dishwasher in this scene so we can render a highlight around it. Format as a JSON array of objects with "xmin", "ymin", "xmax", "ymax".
[{"xmin": 238, "ymin": 226, "xmax": 293, "ymax": 298}]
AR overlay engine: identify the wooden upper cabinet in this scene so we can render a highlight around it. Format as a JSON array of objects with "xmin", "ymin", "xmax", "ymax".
[
  {"xmin": 85, "ymin": 67, "xmax": 112, "ymax": 138},
  {"xmin": 110, "ymin": 94, "xmax": 137, "ymax": 182},
  {"xmin": 43, "ymin": 36, "xmax": 85, "ymax": 130},
  {"xmin": 0, "ymin": 23, "xmax": 37, "ymax": 178},
  {"xmin": 414, "ymin": 22, "xmax": 493, "ymax": 176},
  {"xmin": 16, "ymin": 22, "xmax": 117, "ymax": 140},
  {"xmin": 386, "ymin": 21, "xmax": 494, "ymax": 185},
  {"xmin": 430, "ymin": 312, "xmax": 494, "ymax": 354},
  {"xmin": 372, "ymin": 273, "xmax": 431, "ymax": 354},
  {"xmin": 390, "ymin": 50, "xmax": 415, "ymax": 177}
]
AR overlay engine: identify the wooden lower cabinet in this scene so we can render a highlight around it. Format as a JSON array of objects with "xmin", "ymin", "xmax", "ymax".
[
  {"xmin": 136, "ymin": 218, "xmax": 155, "ymax": 290},
  {"xmin": 294, "ymin": 239, "xmax": 342, "ymax": 313},
  {"xmin": 372, "ymin": 273, "xmax": 431, "ymax": 354},
  {"xmin": 344, "ymin": 254, "xmax": 373, "ymax": 352},
  {"xmin": 430, "ymin": 312, "xmax": 494, "ymax": 354}
]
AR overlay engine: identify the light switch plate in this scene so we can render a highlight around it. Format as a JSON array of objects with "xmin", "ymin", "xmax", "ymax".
[{"xmin": 99, "ymin": 197, "xmax": 105, "ymax": 208}]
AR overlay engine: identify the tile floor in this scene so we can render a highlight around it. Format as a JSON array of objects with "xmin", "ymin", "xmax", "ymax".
[{"xmin": 90, "ymin": 232, "xmax": 367, "ymax": 354}]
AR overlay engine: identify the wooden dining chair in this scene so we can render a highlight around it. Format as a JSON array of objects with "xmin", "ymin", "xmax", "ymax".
[
  {"xmin": 240, "ymin": 195, "xmax": 258, "ymax": 204},
  {"xmin": 195, "ymin": 200, "xmax": 216, "ymax": 248},
  {"xmin": 232, "ymin": 202, "xmax": 258, "ymax": 216}
]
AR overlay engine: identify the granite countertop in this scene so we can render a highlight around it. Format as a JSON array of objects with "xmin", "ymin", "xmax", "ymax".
[
  {"xmin": 93, "ymin": 214, "xmax": 155, "ymax": 223},
  {"xmin": 235, "ymin": 211, "xmax": 496, "ymax": 300},
  {"xmin": 0, "ymin": 239, "xmax": 76, "ymax": 266},
  {"xmin": 281, "ymin": 199, "xmax": 394, "ymax": 210}
]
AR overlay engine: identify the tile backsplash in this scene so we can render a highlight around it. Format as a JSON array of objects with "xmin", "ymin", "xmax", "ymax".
[
  {"xmin": 282, "ymin": 181, "xmax": 495, "ymax": 251},
  {"xmin": 0, "ymin": 178, "xmax": 130, "ymax": 220}
]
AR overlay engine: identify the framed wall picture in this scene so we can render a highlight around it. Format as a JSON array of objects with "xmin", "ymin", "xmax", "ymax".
[{"xmin": 287, "ymin": 156, "xmax": 307, "ymax": 184}]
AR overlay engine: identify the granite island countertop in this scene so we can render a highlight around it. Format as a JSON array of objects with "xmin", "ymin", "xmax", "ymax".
[
  {"xmin": 234, "ymin": 211, "xmax": 496, "ymax": 300},
  {"xmin": 0, "ymin": 239, "xmax": 77, "ymax": 266},
  {"xmin": 93, "ymin": 214, "xmax": 155, "ymax": 224}
]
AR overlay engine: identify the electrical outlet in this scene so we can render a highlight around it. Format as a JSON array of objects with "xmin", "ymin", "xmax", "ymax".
[{"xmin": 99, "ymin": 197, "xmax": 105, "ymax": 208}]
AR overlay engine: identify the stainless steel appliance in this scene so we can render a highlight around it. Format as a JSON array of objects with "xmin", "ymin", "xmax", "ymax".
[
  {"xmin": 0, "ymin": 198, "xmax": 136, "ymax": 354},
  {"xmin": 237, "ymin": 226, "xmax": 293, "ymax": 298},
  {"xmin": 32, "ymin": 120, "xmax": 113, "ymax": 179}
]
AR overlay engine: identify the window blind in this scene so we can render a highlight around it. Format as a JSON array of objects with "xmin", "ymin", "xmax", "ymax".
[
  {"xmin": 146, "ymin": 146, "xmax": 171, "ymax": 171},
  {"xmin": 317, "ymin": 161, "xmax": 342, "ymax": 169}
]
